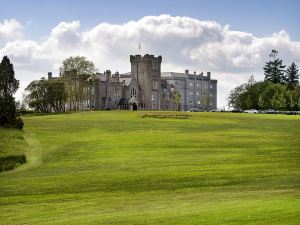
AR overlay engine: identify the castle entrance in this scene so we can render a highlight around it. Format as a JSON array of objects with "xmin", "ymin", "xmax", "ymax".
[
  {"xmin": 132, "ymin": 102, "xmax": 137, "ymax": 111},
  {"xmin": 129, "ymin": 97, "xmax": 138, "ymax": 111}
]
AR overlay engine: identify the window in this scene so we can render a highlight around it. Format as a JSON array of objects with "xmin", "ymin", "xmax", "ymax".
[
  {"xmin": 189, "ymin": 83, "xmax": 193, "ymax": 87},
  {"xmin": 196, "ymin": 92, "xmax": 199, "ymax": 96},
  {"xmin": 210, "ymin": 93, "xmax": 213, "ymax": 97},
  {"xmin": 91, "ymin": 87, "xmax": 95, "ymax": 95},
  {"xmin": 189, "ymin": 92, "xmax": 193, "ymax": 96},
  {"xmin": 210, "ymin": 84, "xmax": 213, "ymax": 89},
  {"xmin": 152, "ymin": 63, "xmax": 159, "ymax": 71},
  {"xmin": 152, "ymin": 80, "xmax": 158, "ymax": 90},
  {"xmin": 130, "ymin": 87, "xmax": 137, "ymax": 98},
  {"xmin": 114, "ymin": 88, "xmax": 119, "ymax": 97},
  {"xmin": 152, "ymin": 92, "xmax": 158, "ymax": 101}
]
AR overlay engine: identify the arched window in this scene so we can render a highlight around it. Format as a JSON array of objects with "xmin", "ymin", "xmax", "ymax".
[{"xmin": 130, "ymin": 87, "xmax": 136, "ymax": 98}]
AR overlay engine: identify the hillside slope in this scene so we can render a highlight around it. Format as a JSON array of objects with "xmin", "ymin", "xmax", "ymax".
[{"xmin": 0, "ymin": 112, "xmax": 299, "ymax": 224}]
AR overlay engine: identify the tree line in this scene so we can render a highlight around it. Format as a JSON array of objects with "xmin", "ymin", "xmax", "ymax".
[
  {"xmin": 25, "ymin": 56, "xmax": 96, "ymax": 112},
  {"xmin": 229, "ymin": 50, "xmax": 300, "ymax": 110}
]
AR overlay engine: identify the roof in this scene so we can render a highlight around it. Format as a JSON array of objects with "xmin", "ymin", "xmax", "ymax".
[
  {"xmin": 161, "ymin": 72, "xmax": 216, "ymax": 81},
  {"xmin": 119, "ymin": 77, "xmax": 132, "ymax": 85}
]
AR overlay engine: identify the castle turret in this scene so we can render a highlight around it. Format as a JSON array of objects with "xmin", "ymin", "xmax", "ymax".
[
  {"xmin": 105, "ymin": 70, "xmax": 111, "ymax": 84},
  {"xmin": 48, "ymin": 72, "xmax": 52, "ymax": 80},
  {"xmin": 112, "ymin": 71, "xmax": 120, "ymax": 82},
  {"xmin": 130, "ymin": 54, "xmax": 162, "ymax": 110}
]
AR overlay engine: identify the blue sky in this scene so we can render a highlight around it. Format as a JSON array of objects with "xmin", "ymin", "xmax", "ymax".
[
  {"xmin": 1, "ymin": 0, "xmax": 299, "ymax": 41},
  {"xmin": 1, "ymin": 0, "xmax": 300, "ymax": 107}
]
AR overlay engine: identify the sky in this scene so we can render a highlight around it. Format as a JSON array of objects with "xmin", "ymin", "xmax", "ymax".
[{"xmin": 0, "ymin": 0, "xmax": 300, "ymax": 108}]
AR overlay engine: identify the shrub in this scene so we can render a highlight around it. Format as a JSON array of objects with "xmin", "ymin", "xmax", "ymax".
[
  {"xmin": 12, "ymin": 118, "xmax": 24, "ymax": 129},
  {"xmin": 0, "ymin": 154, "xmax": 26, "ymax": 172}
]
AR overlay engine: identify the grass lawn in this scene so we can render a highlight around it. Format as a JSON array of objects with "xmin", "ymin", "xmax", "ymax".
[
  {"xmin": 0, "ymin": 111, "xmax": 299, "ymax": 224},
  {"xmin": 0, "ymin": 127, "xmax": 27, "ymax": 171}
]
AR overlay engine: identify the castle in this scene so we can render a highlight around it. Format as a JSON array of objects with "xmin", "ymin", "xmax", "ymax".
[{"xmin": 49, "ymin": 54, "xmax": 217, "ymax": 111}]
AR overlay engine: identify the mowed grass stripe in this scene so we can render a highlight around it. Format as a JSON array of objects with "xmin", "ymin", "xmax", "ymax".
[{"xmin": 0, "ymin": 111, "xmax": 299, "ymax": 224}]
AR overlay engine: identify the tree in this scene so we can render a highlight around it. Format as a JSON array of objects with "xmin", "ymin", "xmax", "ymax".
[
  {"xmin": 25, "ymin": 78, "xmax": 67, "ymax": 113},
  {"xmin": 60, "ymin": 56, "xmax": 96, "ymax": 110},
  {"xmin": 278, "ymin": 92, "xmax": 286, "ymax": 110},
  {"xmin": 201, "ymin": 93, "xmax": 212, "ymax": 111},
  {"xmin": 173, "ymin": 90, "xmax": 181, "ymax": 111},
  {"xmin": 285, "ymin": 62, "xmax": 299, "ymax": 85},
  {"xmin": 286, "ymin": 91, "xmax": 297, "ymax": 110},
  {"xmin": 228, "ymin": 83, "xmax": 247, "ymax": 109},
  {"xmin": 245, "ymin": 95, "xmax": 252, "ymax": 109},
  {"xmin": 248, "ymin": 74, "xmax": 256, "ymax": 86},
  {"xmin": 264, "ymin": 50, "xmax": 286, "ymax": 84},
  {"xmin": 270, "ymin": 92, "xmax": 280, "ymax": 110},
  {"xmin": 0, "ymin": 56, "xmax": 23, "ymax": 129},
  {"xmin": 258, "ymin": 94, "xmax": 265, "ymax": 109}
]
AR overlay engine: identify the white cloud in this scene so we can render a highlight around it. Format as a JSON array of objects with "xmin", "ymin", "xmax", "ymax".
[
  {"xmin": 0, "ymin": 19, "xmax": 24, "ymax": 41},
  {"xmin": 0, "ymin": 15, "xmax": 300, "ymax": 107}
]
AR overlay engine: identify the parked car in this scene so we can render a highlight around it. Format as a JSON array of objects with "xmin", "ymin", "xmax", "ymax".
[
  {"xmin": 230, "ymin": 109, "xmax": 243, "ymax": 113},
  {"xmin": 285, "ymin": 111, "xmax": 299, "ymax": 115},
  {"xmin": 189, "ymin": 108, "xmax": 200, "ymax": 112},
  {"xmin": 244, "ymin": 109, "xmax": 258, "ymax": 114},
  {"xmin": 263, "ymin": 109, "xmax": 277, "ymax": 114}
]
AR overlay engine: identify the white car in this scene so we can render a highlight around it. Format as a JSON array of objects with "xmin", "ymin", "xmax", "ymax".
[{"xmin": 244, "ymin": 109, "xmax": 258, "ymax": 114}]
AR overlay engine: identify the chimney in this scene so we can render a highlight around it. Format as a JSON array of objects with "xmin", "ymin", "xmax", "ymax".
[
  {"xmin": 106, "ymin": 70, "xmax": 111, "ymax": 83},
  {"xmin": 48, "ymin": 72, "xmax": 52, "ymax": 80},
  {"xmin": 207, "ymin": 72, "xmax": 211, "ymax": 79},
  {"xmin": 185, "ymin": 70, "xmax": 189, "ymax": 75},
  {"xmin": 115, "ymin": 71, "xmax": 120, "ymax": 82}
]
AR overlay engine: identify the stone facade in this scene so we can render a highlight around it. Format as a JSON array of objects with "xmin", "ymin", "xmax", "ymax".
[
  {"xmin": 86, "ymin": 54, "xmax": 217, "ymax": 111},
  {"xmin": 162, "ymin": 70, "xmax": 217, "ymax": 111}
]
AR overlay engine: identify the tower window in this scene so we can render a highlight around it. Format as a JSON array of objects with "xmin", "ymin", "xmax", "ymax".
[
  {"xmin": 114, "ymin": 88, "xmax": 119, "ymax": 97},
  {"xmin": 152, "ymin": 80, "xmax": 158, "ymax": 91},
  {"xmin": 152, "ymin": 92, "xmax": 158, "ymax": 101},
  {"xmin": 130, "ymin": 87, "xmax": 137, "ymax": 98}
]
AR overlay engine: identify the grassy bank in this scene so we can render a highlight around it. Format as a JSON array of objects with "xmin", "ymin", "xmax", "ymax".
[
  {"xmin": 0, "ymin": 111, "xmax": 299, "ymax": 224},
  {"xmin": 0, "ymin": 128, "xmax": 27, "ymax": 172}
]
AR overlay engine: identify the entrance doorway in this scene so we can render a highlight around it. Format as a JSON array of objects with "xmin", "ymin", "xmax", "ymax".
[{"xmin": 132, "ymin": 102, "xmax": 137, "ymax": 111}]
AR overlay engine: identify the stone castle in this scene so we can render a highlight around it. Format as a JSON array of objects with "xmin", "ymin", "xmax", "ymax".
[{"xmin": 49, "ymin": 54, "xmax": 217, "ymax": 111}]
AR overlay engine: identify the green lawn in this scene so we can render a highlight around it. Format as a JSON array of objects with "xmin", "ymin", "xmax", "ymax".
[
  {"xmin": 0, "ymin": 111, "xmax": 299, "ymax": 225},
  {"xmin": 0, "ymin": 127, "xmax": 27, "ymax": 172}
]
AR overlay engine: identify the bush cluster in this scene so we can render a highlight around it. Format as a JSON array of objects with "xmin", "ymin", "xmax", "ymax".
[{"xmin": 0, "ymin": 154, "xmax": 26, "ymax": 172}]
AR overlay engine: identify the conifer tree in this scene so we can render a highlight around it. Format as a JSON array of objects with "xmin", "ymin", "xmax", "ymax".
[
  {"xmin": 264, "ymin": 50, "xmax": 286, "ymax": 84},
  {"xmin": 0, "ymin": 56, "xmax": 23, "ymax": 128},
  {"xmin": 285, "ymin": 62, "xmax": 299, "ymax": 84}
]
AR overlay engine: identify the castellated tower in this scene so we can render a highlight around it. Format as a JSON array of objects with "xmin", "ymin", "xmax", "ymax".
[{"xmin": 130, "ymin": 54, "xmax": 162, "ymax": 110}]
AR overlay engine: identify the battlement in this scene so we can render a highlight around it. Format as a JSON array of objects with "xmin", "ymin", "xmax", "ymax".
[{"xmin": 130, "ymin": 54, "xmax": 162, "ymax": 64}]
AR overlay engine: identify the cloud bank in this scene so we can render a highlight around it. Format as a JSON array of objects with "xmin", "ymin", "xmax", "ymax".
[
  {"xmin": 1, "ymin": 15, "xmax": 300, "ymax": 107},
  {"xmin": 0, "ymin": 19, "xmax": 24, "ymax": 41}
]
